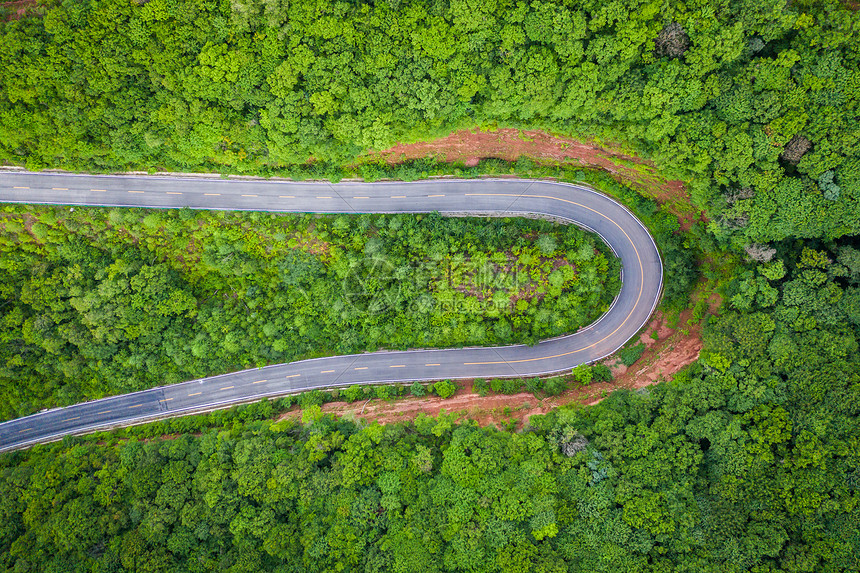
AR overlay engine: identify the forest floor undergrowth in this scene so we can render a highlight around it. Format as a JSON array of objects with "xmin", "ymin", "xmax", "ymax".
[
  {"xmin": 0, "ymin": 0, "xmax": 38, "ymax": 21},
  {"xmin": 276, "ymin": 309, "xmax": 702, "ymax": 431}
]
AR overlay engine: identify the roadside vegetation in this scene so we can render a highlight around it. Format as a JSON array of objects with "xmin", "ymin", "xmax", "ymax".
[{"xmin": 0, "ymin": 206, "xmax": 619, "ymax": 420}]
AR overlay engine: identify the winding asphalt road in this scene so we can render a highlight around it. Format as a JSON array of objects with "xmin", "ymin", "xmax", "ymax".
[{"xmin": 0, "ymin": 172, "xmax": 662, "ymax": 451}]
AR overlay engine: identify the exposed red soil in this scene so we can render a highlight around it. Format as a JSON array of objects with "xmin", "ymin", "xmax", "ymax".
[
  {"xmin": 376, "ymin": 129, "xmax": 637, "ymax": 173},
  {"xmin": 278, "ymin": 309, "xmax": 702, "ymax": 430},
  {"xmin": 607, "ymin": 309, "xmax": 703, "ymax": 391},
  {"xmin": 369, "ymin": 127, "xmax": 701, "ymax": 229}
]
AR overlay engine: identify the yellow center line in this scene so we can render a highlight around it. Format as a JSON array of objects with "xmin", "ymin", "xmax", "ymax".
[
  {"xmin": 253, "ymin": 379, "xmax": 268, "ymax": 384},
  {"xmin": 166, "ymin": 192, "xmax": 182, "ymax": 195},
  {"xmin": 425, "ymin": 363, "xmax": 441, "ymax": 366},
  {"xmin": 91, "ymin": 189, "xmax": 107, "ymax": 192},
  {"xmin": 13, "ymin": 186, "xmax": 29, "ymax": 189},
  {"xmin": 159, "ymin": 398, "xmax": 173, "ymax": 402},
  {"xmin": 52, "ymin": 187, "xmax": 68, "ymax": 190},
  {"xmin": 64, "ymin": 416, "xmax": 80, "ymax": 422},
  {"xmin": 241, "ymin": 194, "xmax": 257, "ymax": 197},
  {"xmin": 354, "ymin": 367, "xmax": 368, "ymax": 370},
  {"xmin": 220, "ymin": 386, "xmax": 235, "ymax": 391},
  {"xmin": 428, "ymin": 194, "xmax": 444, "ymax": 197},
  {"xmin": 97, "ymin": 410, "xmax": 112, "ymax": 414},
  {"xmin": 204, "ymin": 193, "xmax": 220, "ymax": 196},
  {"xmin": 280, "ymin": 195, "xmax": 295, "ymax": 198},
  {"xmin": 188, "ymin": 392, "xmax": 202, "ymax": 397},
  {"xmin": 353, "ymin": 196, "xmax": 370, "ymax": 199},
  {"xmin": 316, "ymin": 196, "xmax": 332, "ymax": 199},
  {"xmin": 320, "ymin": 370, "xmax": 335, "ymax": 373},
  {"xmin": 128, "ymin": 190, "xmax": 144, "ymax": 194},
  {"xmin": 389, "ymin": 365, "xmax": 406, "ymax": 368},
  {"xmin": 285, "ymin": 374, "xmax": 301, "ymax": 378},
  {"xmin": 462, "ymin": 192, "xmax": 644, "ymax": 365},
  {"xmin": 128, "ymin": 404, "xmax": 143, "ymax": 409},
  {"xmin": 391, "ymin": 195, "xmax": 406, "ymax": 198},
  {"xmin": 18, "ymin": 428, "xmax": 32, "ymax": 433}
]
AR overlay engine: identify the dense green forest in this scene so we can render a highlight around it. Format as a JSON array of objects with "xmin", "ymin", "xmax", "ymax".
[
  {"xmin": 1, "ymin": 239, "xmax": 858, "ymax": 571},
  {"xmin": 0, "ymin": 205, "xmax": 619, "ymax": 420},
  {"xmin": 2, "ymin": 0, "xmax": 860, "ymax": 570},
  {"xmin": 1, "ymin": 0, "xmax": 859, "ymax": 243}
]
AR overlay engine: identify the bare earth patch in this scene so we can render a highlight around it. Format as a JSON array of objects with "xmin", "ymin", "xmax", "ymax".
[
  {"xmin": 279, "ymin": 310, "xmax": 702, "ymax": 430},
  {"xmin": 606, "ymin": 309, "xmax": 702, "ymax": 392},
  {"xmin": 368, "ymin": 127, "xmax": 701, "ymax": 229}
]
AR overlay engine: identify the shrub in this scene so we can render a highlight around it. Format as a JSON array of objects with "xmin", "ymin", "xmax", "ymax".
[
  {"xmin": 375, "ymin": 385, "xmax": 392, "ymax": 400},
  {"xmin": 433, "ymin": 379, "xmax": 457, "ymax": 399},
  {"xmin": 619, "ymin": 342, "xmax": 647, "ymax": 367},
  {"xmin": 592, "ymin": 364, "xmax": 613, "ymax": 383},
  {"xmin": 525, "ymin": 377, "xmax": 543, "ymax": 395},
  {"xmin": 543, "ymin": 376, "xmax": 568, "ymax": 396},
  {"xmin": 297, "ymin": 390, "xmax": 325, "ymax": 408},
  {"xmin": 571, "ymin": 365, "xmax": 593, "ymax": 385},
  {"xmin": 491, "ymin": 378, "xmax": 523, "ymax": 395},
  {"xmin": 410, "ymin": 382, "xmax": 427, "ymax": 397},
  {"xmin": 301, "ymin": 404, "xmax": 323, "ymax": 424},
  {"xmin": 473, "ymin": 378, "xmax": 490, "ymax": 396},
  {"xmin": 343, "ymin": 385, "xmax": 364, "ymax": 402}
]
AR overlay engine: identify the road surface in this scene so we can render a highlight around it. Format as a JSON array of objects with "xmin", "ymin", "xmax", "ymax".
[{"xmin": 0, "ymin": 172, "xmax": 662, "ymax": 451}]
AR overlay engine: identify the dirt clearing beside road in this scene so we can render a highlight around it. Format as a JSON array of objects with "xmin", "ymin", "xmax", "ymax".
[
  {"xmin": 369, "ymin": 127, "xmax": 699, "ymax": 229},
  {"xmin": 279, "ymin": 310, "xmax": 702, "ymax": 430}
]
